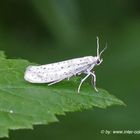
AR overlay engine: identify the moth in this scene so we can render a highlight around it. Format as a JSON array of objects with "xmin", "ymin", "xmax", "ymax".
[{"xmin": 24, "ymin": 37, "xmax": 107, "ymax": 93}]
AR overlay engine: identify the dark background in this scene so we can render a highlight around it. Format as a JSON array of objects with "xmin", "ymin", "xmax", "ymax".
[{"xmin": 1, "ymin": 0, "xmax": 140, "ymax": 139}]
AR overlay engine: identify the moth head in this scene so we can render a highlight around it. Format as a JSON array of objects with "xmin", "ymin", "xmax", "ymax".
[{"xmin": 96, "ymin": 36, "xmax": 107, "ymax": 65}]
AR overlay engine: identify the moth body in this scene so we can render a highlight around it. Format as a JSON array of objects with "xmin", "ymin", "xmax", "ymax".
[{"xmin": 24, "ymin": 56, "xmax": 98, "ymax": 83}]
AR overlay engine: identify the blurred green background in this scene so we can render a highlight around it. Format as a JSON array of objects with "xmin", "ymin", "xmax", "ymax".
[{"xmin": 1, "ymin": 0, "xmax": 140, "ymax": 139}]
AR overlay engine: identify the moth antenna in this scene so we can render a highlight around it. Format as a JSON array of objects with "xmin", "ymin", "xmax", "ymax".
[
  {"xmin": 96, "ymin": 36, "xmax": 100, "ymax": 57},
  {"xmin": 100, "ymin": 42, "xmax": 107, "ymax": 56}
]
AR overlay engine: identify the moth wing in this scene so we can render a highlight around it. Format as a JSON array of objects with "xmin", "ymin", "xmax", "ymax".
[{"xmin": 24, "ymin": 56, "xmax": 93, "ymax": 83}]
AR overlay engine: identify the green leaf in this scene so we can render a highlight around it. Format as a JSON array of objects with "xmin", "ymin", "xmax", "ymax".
[{"xmin": 0, "ymin": 51, "xmax": 125, "ymax": 138}]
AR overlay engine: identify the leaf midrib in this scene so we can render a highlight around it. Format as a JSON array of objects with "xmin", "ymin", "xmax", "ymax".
[{"xmin": 0, "ymin": 85, "xmax": 122, "ymax": 105}]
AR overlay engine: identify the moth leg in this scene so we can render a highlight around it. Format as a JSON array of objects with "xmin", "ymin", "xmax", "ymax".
[
  {"xmin": 90, "ymin": 71, "xmax": 98, "ymax": 92},
  {"xmin": 48, "ymin": 78, "xmax": 65, "ymax": 86},
  {"xmin": 78, "ymin": 73, "xmax": 90, "ymax": 93},
  {"xmin": 91, "ymin": 71, "xmax": 95, "ymax": 87}
]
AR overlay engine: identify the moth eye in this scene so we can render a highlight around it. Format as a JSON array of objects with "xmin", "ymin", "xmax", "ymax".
[{"xmin": 97, "ymin": 60, "xmax": 100, "ymax": 64}]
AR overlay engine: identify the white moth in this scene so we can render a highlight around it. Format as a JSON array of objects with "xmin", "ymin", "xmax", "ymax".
[{"xmin": 24, "ymin": 37, "xmax": 107, "ymax": 93}]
